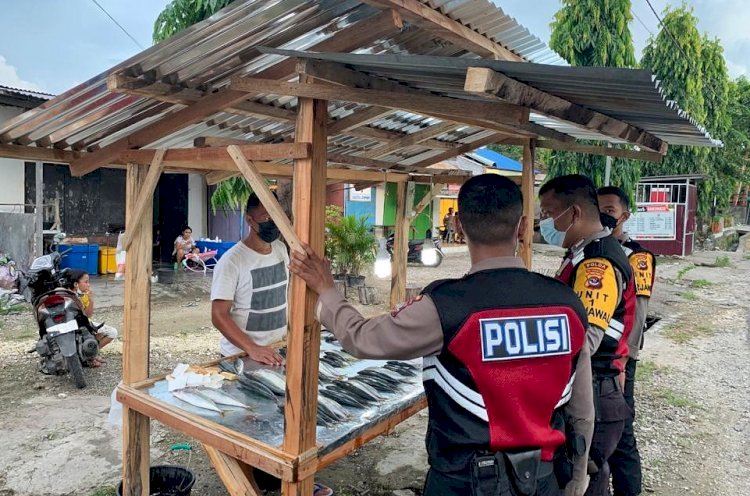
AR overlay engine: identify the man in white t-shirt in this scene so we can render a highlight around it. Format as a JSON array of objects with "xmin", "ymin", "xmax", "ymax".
[{"xmin": 211, "ymin": 192, "xmax": 288, "ymax": 366}]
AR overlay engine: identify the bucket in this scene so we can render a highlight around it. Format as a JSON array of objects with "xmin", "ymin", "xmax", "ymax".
[
  {"xmin": 157, "ymin": 268, "xmax": 175, "ymax": 285},
  {"xmin": 99, "ymin": 247, "xmax": 117, "ymax": 274},
  {"xmin": 117, "ymin": 465, "xmax": 195, "ymax": 496}
]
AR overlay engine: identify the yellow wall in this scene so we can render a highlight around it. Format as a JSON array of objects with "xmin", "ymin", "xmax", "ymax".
[{"xmin": 438, "ymin": 198, "xmax": 458, "ymax": 228}]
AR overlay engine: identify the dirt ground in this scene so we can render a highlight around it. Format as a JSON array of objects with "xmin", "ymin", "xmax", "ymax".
[{"xmin": 0, "ymin": 240, "xmax": 748, "ymax": 496}]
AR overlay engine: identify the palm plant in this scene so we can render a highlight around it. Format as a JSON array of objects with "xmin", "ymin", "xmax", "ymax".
[{"xmin": 326, "ymin": 215, "xmax": 376, "ymax": 276}]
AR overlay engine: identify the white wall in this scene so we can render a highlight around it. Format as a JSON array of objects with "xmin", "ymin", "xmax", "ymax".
[
  {"xmin": 0, "ymin": 106, "xmax": 26, "ymax": 213},
  {"xmin": 187, "ymin": 173, "xmax": 207, "ymax": 239}
]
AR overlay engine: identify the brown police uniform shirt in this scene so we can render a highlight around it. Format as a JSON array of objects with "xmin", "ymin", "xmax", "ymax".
[
  {"xmin": 617, "ymin": 233, "xmax": 654, "ymax": 360},
  {"xmin": 316, "ymin": 256, "xmax": 594, "ymax": 480}
]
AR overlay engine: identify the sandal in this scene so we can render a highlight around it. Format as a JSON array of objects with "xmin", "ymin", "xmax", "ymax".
[{"xmin": 313, "ymin": 483, "xmax": 333, "ymax": 496}]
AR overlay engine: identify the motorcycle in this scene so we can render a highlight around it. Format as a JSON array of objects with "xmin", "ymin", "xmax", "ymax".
[
  {"xmin": 18, "ymin": 251, "xmax": 100, "ymax": 389},
  {"xmin": 386, "ymin": 232, "xmax": 445, "ymax": 267}
]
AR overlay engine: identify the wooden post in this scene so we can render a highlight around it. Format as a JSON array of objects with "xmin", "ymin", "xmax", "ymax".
[
  {"xmin": 521, "ymin": 140, "xmax": 536, "ymax": 269},
  {"xmin": 282, "ymin": 97, "xmax": 327, "ymax": 496},
  {"xmin": 121, "ymin": 163, "xmax": 155, "ymax": 496},
  {"xmin": 35, "ymin": 162, "xmax": 43, "ymax": 257},
  {"xmin": 390, "ymin": 181, "xmax": 409, "ymax": 308}
]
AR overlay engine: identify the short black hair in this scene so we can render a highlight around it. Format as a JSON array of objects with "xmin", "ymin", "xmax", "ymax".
[
  {"xmin": 539, "ymin": 174, "xmax": 600, "ymax": 217},
  {"xmin": 457, "ymin": 174, "xmax": 522, "ymax": 245},
  {"xmin": 597, "ymin": 186, "xmax": 630, "ymax": 210},
  {"xmin": 181, "ymin": 225, "xmax": 192, "ymax": 233},
  {"xmin": 245, "ymin": 191, "xmax": 278, "ymax": 214},
  {"xmin": 63, "ymin": 269, "xmax": 88, "ymax": 290}
]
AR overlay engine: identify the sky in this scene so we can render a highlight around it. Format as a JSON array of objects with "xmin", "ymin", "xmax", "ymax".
[{"xmin": 0, "ymin": 0, "xmax": 747, "ymax": 96}]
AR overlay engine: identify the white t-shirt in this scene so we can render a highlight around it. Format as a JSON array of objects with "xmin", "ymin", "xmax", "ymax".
[{"xmin": 210, "ymin": 240, "xmax": 290, "ymax": 356}]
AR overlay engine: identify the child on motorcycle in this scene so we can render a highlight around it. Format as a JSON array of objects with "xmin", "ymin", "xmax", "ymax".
[{"xmin": 64, "ymin": 269, "xmax": 118, "ymax": 367}]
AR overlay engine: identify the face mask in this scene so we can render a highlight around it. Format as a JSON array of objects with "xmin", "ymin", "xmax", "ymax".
[
  {"xmin": 599, "ymin": 212, "xmax": 619, "ymax": 230},
  {"xmin": 539, "ymin": 206, "xmax": 573, "ymax": 247},
  {"xmin": 256, "ymin": 220, "xmax": 280, "ymax": 243}
]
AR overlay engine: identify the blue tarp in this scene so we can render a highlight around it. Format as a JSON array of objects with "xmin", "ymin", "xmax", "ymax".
[{"xmin": 471, "ymin": 147, "xmax": 523, "ymax": 172}]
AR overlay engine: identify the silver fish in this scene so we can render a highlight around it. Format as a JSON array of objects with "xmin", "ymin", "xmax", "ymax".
[
  {"xmin": 353, "ymin": 374, "xmax": 398, "ymax": 393},
  {"xmin": 317, "ymin": 395, "xmax": 349, "ymax": 421},
  {"xmin": 247, "ymin": 369, "xmax": 286, "ymax": 396},
  {"xmin": 320, "ymin": 386, "xmax": 368, "ymax": 408},
  {"xmin": 359, "ymin": 368, "xmax": 403, "ymax": 385},
  {"xmin": 237, "ymin": 376, "xmax": 277, "ymax": 401},
  {"xmin": 173, "ymin": 389, "xmax": 223, "ymax": 413},
  {"xmin": 194, "ymin": 387, "xmax": 251, "ymax": 409},
  {"xmin": 346, "ymin": 379, "xmax": 385, "ymax": 400},
  {"xmin": 318, "ymin": 362, "xmax": 344, "ymax": 381}
]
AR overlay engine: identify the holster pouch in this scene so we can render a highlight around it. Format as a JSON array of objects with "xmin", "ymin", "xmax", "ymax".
[
  {"xmin": 505, "ymin": 449, "xmax": 541, "ymax": 496},
  {"xmin": 552, "ymin": 410, "xmax": 585, "ymax": 487},
  {"xmin": 471, "ymin": 454, "xmax": 512, "ymax": 496}
]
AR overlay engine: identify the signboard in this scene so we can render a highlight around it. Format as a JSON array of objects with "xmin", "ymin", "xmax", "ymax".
[
  {"xmin": 348, "ymin": 185, "xmax": 372, "ymax": 202},
  {"xmin": 623, "ymin": 203, "xmax": 676, "ymax": 240}
]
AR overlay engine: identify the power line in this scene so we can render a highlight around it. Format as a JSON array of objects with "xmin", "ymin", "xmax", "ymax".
[
  {"xmin": 632, "ymin": 10, "xmax": 655, "ymax": 39},
  {"xmin": 644, "ymin": 0, "xmax": 692, "ymax": 64},
  {"xmin": 89, "ymin": 0, "xmax": 145, "ymax": 50}
]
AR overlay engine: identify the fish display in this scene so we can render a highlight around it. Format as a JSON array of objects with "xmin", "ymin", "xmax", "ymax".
[
  {"xmin": 246, "ymin": 369, "xmax": 286, "ymax": 396},
  {"xmin": 327, "ymin": 380, "xmax": 382, "ymax": 404},
  {"xmin": 237, "ymin": 375, "xmax": 278, "ymax": 401},
  {"xmin": 194, "ymin": 387, "xmax": 251, "ymax": 409},
  {"xmin": 317, "ymin": 395, "xmax": 349, "ymax": 422},
  {"xmin": 320, "ymin": 353, "xmax": 346, "ymax": 368},
  {"xmin": 352, "ymin": 374, "xmax": 400, "ymax": 393},
  {"xmin": 383, "ymin": 361, "xmax": 419, "ymax": 377},
  {"xmin": 318, "ymin": 362, "xmax": 344, "ymax": 381},
  {"xmin": 172, "ymin": 389, "xmax": 224, "ymax": 413},
  {"xmin": 358, "ymin": 367, "xmax": 404, "ymax": 385},
  {"xmin": 320, "ymin": 386, "xmax": 369, "ymax": 408}
]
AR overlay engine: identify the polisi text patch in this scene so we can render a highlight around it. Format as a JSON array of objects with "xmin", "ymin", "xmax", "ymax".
[{"xmin": 480, "ymin": 314, "xmax": 571, "ymax": 362}]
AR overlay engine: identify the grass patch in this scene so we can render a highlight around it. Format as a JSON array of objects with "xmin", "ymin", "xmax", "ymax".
[
  {"xmin": 654, "ymin": 388, "xmax": 699, "ymax": 409},
  {"xmin": 679, "ymin": 291, "xmax": 697, "ymax": 301},
  {"xmin": 663, "ymin": 322, "xmax": 714, "ymax": 344},
  {"xmin": 635, "ymin": 360, "xmax": 660, "ymax": 382},
  {"xmin": 676, "ymin": 264, "xmax": 695, "ymax": 281},
  {"xmin": 714, "ymin": 255, "xmax": 732, "ymax": 267},
  {"xmin": 690, "ymin": 279, "xmax": 713, "ymax": 288},
  {"xmin": 90, "ymin": 488, "xmax": 117, "ymax": 496}
]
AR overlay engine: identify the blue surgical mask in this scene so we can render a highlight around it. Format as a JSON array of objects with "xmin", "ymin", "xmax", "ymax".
[{"xmin": 540, "ymin": 207, "xmax": 573, "ymax": 247}]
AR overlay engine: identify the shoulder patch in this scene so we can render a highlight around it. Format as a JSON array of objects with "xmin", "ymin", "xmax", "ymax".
[
  {"xmin": 629, "ymin": 252, "xmax": 654, "ymax": 297},
  {"xmin": 391, "ymin": 294, "xmax": 423, "ymax": 317},
  {"xmin": 573, "ymin": 258, "xmax": 619, "ymax": 331},
  {"xmin": 480, "ymin": 314, "xmax": 571, "ymax": 362}
]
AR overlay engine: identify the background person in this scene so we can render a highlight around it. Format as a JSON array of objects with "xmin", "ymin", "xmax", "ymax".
[
  {"xmin": 539, "ymin": 175, "xmax": 636, "ymax": 496},
  {"xmin": 173, "ymin": 225, "xmax": 199, "ymax": 265},
  {"xmin": 291, "ymin": 174, "xmax": 594, "ymax": 496},
  {"xmin": 598, "ymin": 186, "xmax": 656, "ymax": 496}
]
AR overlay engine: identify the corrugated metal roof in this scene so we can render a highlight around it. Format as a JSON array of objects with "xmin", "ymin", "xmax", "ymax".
[
  {"xmin": 267, "ymin": 50, "xmax": 720, "ymax": 147},
  {"xmin": 0, "ymin": 85, "xmax": 55, "ymax": 100}
]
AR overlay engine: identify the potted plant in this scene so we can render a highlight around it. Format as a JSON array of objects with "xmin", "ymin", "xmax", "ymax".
[
  {"xmin": 326, "ymin": 215, "xmax": 376, "ymax": 287},
  {"xmin": 711, "ymin": 215, "xmax": 723, "ymax": 234},
  {"xmin": 324, "ymin": 205, "xmax": 346, "ymax": 282}
]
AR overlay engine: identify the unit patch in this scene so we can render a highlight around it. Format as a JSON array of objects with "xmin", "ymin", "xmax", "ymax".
[
  {"xmin": 572, "ymin": 258, "xmax": 619, "ymax": 331},
  {"xmin": 630, "ymin": 252, "xmax": 654, "ymax": 297},
  {"xmin": 480, "ymin": 314, "xmax": 571, "ymax": 362}
]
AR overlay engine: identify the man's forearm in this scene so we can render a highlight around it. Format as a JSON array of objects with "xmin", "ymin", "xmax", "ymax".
[{"xmin": 212, "ymin": 313, "xmax": 257, "ymax": 352}]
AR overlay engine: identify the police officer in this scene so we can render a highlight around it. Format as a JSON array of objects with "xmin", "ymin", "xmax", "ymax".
[
  {"xmin": 290, "ymin": 175, "xmax": 594, "ymax": 496},
  {"xmin": 598, "ymin": 186, "xmax": 656, "ymax": 496},
  {"xmin": 538, "ymin": 175, "xmax": 635, "ymax": 496}
]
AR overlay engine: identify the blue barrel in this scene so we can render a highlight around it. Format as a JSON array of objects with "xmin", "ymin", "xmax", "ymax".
[{"xmin": 58, "ymin": 244, "xmax": 99, "ymax": 274}]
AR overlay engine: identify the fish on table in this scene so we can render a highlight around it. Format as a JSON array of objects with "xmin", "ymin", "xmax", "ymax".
[
  {"xmin": 194, "ymin": 387, "xmax": 251, "ymax": 409},
  {"xmin": 246, "ymin": 369, "xmax": 286, "ymax": 396},
  {"xmin": 172, "ymin": 389, "xmax": 224, "ymax": 414}
]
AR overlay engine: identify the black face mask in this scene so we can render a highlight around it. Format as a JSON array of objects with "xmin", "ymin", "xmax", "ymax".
[
  {"xmin": 256, "ymin": 220, "xmax": 280, "ymax": 243},
  {"xmin": 599, "ymin": 212, "xmax": 619, "ymax": 230}
]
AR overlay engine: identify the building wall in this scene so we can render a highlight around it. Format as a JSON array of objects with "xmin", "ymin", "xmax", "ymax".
[
  {"xmin": 0, "ymin": 212, "xmax": 35, "ymax": 268},
  {"xmin": 187, "ymin": 173, "xmax": 207, "ymax": 239},
  {"xmin": 344, "ymin": 184, "xmax": 376, "ymax": 225},
  {"xmin": 0, "ymin": 106, "xmax": 25, "ymax": 213},
  {"xmin": 383, "ymin": 183, "xmax": 433, "ymax": 239}
]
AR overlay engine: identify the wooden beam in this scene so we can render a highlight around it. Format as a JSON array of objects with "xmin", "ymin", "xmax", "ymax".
[
  {"xmin": 361, "ymin": 0, "xmax": 522, "ymax": 60},
  {"xmin": 520, "ymin": 140, "xmax": 535, "ymax": 269},
  {"xmin": 121, "ymin": 163, "xmax": 153, "ymax": 496},
  {"xmin": 121, "ymin": 143, "xmax": 309, "ymax": 165},
  {"xmin": 390, "ymin": 181, "xmax": 409, "ymax": 308},
  {"xmin": 328, "ymin": 107, "xmax": 393, "ymax": 136},
  {"xmin": 204, "ymin": 445, "xmax": 262, "ymax": 496},
  {"xmin": 411, "ymin": 183, "xmax": 443, "ymax": 219},
  {"xmin": 363, "ymin": 122, "xmax": 456, "ymax": 159},
  {"xmin": 282, "ymin": 97, "xmax": 327, "ymax": 496},
  {"xmin": 0, "ymin": 143, "xmax": 80, "ymax": 163},
  {"xmin": 230, "ymin": 78, "xmax": 528, "ymax": 129},
  {"xmin": 327, "ymin": 152, "xmax": 400, "ymax": 170},
  {"xmin": 206, "ymin": 170, "xmax": 239, "ymax": 185},
  {"xmin": 122, "ymin": 150, "xmax": 165, "ymax": 251},
  {"xmin": 406, "ymin": 132, "xmax": 509, "ymax": 169},
  {"xmin": 227, "ymin": 145, "xmax": 303, "ymax": 254},
  {"xmin": 465, "ymin": 67, "xmax": 667, "ymax": 153},
  {"xmin": 69, "ymin": 88, "xmax": 254, "ymax": 176}
]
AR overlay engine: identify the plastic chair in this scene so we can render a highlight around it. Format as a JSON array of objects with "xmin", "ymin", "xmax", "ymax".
[{"xmin": 181, "ymin": 250, "xmax": 218, "ymax": 274}]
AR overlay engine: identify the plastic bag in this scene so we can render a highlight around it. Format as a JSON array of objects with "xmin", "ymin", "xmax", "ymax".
[
  {"xmin": 107, "ymin": 382, "xmax": 124, "ymax": 429},
  {"xmin": 115, "ymin": 232, "xmax": 126, "ymax": 281}
]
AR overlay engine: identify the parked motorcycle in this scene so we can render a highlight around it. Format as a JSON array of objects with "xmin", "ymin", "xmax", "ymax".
[
  {"xmin": 17, "ymin": 251, "xmax": 100, "ymax": 389},
  {"xmin": 386, "ymin": 233, "xmax": 445, "ymax": 267}
]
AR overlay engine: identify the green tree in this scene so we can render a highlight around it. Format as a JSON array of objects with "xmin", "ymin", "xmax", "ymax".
[
  {"xmin": 154, "ymin": 0, "xmax": 260, "ymax": 212},
  {"xmin": 547, "ymin": 0, "xmax": 640, "ymax": 195}
]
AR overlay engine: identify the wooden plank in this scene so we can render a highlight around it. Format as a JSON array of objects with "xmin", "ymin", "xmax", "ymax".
[
  {"xmin": 117, "ymin": 385, "xmax": 295, "ymax": 479},
  {"xmin": 327, "ymin": 152, "xmax": 400, "ymax": 171},
  {"xmin": 227, "ymin": 145, "xmax": 303, "ymax": 253},
  {"xmin": 520, "ymin": 140, "xmax": 535, "ymax": 269},
  {"xmin": 464, "ymin": 67, "xmax": 667, "ymax": 153},
  {"xmin": 121, "ymin": 163, "xmax": 153, "ymax": 496},
  {"xmin": 206, "ymin": 170, "xmax": 239, "ymax": 185},
  {"xmin": 411, "ymin": 183, "xmax": 443, "ymax": 219},
  {"xmin": 69, "ymin": 88, "xmax": 253, "ymax": 176},
  {"xmin": 363, "ymin": 122, "xmax": 456, "ymax": 159},
  {"xmin": 230, "ymin": 78, "xmax": 529, "ymax": 128},
  {"xmin": 360, "ymin": 0, "xmax": 522, "ymax": 60},
  {"xmin": 204, "ymin": 444, "xmax": 262, "ymax": 496},
  {"xmin": 406, "ymin": 132, "xmax": 509, "ymax": 169},
  {"xmin": 390, "ymin": 181, "xmax": 409, "ymax": 308},
  {"xmin": 122, "ymin": 150, "xmax": 165, "ymax": 251},
  {"xmin": 0, "ymin": 143, "xmax": 80, "ymax": 163},
  {"xmin": 124, "ymin": 143, "xmax": 310, "ymax": 164},
  {"xmin": 328, "ymin": 106, "xmax": 394, "ymax": 136},
  {"xmin": 282, "ymin": 97, "xmax": 327, "ymax": 496},
  {"xmin": 317, "ymin": 396, "xmax": 428, "ymax": 469}
]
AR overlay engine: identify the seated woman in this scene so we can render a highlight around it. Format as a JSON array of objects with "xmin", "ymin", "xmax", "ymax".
[
  {"xmin": 173, "ymin": 225, "xmax": 199, "ymax": 264},
  {"xmin": 64, "ymin": 269, "xmax": 118, "ymax": 367}
]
